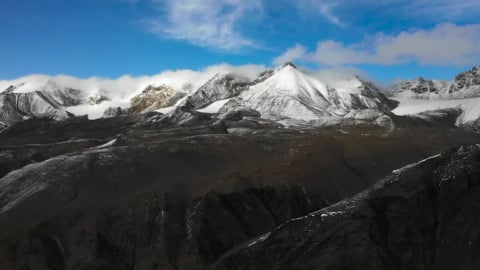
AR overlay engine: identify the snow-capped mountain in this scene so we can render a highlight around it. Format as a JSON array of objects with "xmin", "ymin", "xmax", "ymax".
[
  {"xmin": 2, "ymin": 79, "xmax": 101, "ymax": 106},
  {"xmin": 181, "ymin": 73, "xmax": 252, "ymax": 111},
  {"xmin": 224, "ymin": 64, "xmax": 332, "ymax": 121},
  {"xmin": 326, "ymin": 76, "xmax": 397, "ymax": 113},
  {"xmin": 448, "ymin": 66, "xmax": 480, "ymax": 97},
  {"xmin": 0, "ymin": 91, "xmax": 72, "ymax": 128},
  {"xmin": 391, "ymin": 66, "xmax": 480, "ymax": 99},
  {"xmin": 216, "ymin": 64, "xmax": 396, "ymax": 124},
  {"xmin": 391, "ymin": 66, "xmax": 480, "ymax": 128},
  {"xmin": 150, "ymin": 63, "xmax": 397, "ymax": 129},
  {"xmin": 390, "ymin": 77, "xmax": 449, "ymax": 99}
]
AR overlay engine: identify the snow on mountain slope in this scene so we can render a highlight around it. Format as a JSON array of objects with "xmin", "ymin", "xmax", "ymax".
[
  {"xmin": 327, "ymin": 76, "xmax": 398, "ymax": 114},
  {"xmin": 162, "ymin": 73, "xmax": 253, "ymax": 123},
  {"xmin": 218, "ymin": 64, "xmax": 396, "ymax": 123},
  {"xmin": 393, "ymin": 97, "xmax": 480, "ymax": 125},
  {"xmin": 0, "ymin": 92, "xmax": 72, "ymax": 127},
  {"xmin": 0, "ymin": 64, "xmax": 398, "ymax": 127},
  {"xmin": 183, "ymin": 73, "xmax": 252, "ymax": 110},
  {"xmin": 230, "ymin": 64, "xmax": 332, "ymax": 121},
  {"xmin": 196, "ymin": 98, "xmax": 232, "ymax": 113},
  {"xmin": 391, "ymin": 67, "xmax": 480, "ymax": 128}
]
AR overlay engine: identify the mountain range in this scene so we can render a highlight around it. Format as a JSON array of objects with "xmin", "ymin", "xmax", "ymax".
[
  {"xmin": 0, "ymin": 64, "xmax": 480, "ymax": 270},
  {"xmin": 3, "ymin": 63, "xmax": 479, "ymax": 132}
]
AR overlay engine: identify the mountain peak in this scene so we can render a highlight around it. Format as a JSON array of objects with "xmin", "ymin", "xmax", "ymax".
[{"xmin": 281, "ymin": 62, "xmax": 297, "ymax": 69}]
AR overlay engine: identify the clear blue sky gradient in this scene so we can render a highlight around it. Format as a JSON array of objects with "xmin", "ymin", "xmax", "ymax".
[{"xmin": 0, "ymin": 0, "xmax": 478, "ymax": 82}]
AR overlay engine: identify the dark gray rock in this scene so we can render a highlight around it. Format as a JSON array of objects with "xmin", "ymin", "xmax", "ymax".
[{"xmin": 102, "ymin": 107, "xmax": 129, "ymax": 118}]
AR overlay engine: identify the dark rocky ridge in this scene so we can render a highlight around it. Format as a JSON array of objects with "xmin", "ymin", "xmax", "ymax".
[{"xmin": 213, "ymin": 144, "xmax": 480, "ymax": 270}]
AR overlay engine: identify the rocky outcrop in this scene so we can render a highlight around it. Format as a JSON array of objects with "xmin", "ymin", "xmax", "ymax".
[
  {"xmin": 448, "ymin": 66, "xmax": 480, "ymax": 95},
  {"xmin": 102, "ymin": 106, "xmax": 129, "ymax": 118},
  {"xmin": 130, "ymin": 85, "xmax": 186, "ymax": 114}
]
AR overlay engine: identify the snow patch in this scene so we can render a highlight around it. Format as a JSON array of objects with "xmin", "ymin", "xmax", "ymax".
[
  {"xmin": 196, "ymin": 98, "xmax": 232, "ymax": 113},
  {"xmin": 247, "ymin": 232, "xmax": 271, "ymax": 247},
  {"xmin": 393, "ymin": 97, "xmax": 480, "ymax": 124},
  {"xmin": 392, "ymin": 153, "xmax": 442, "ymax": 175},
  {"xmin": 320, "ymin": 211, "xmax": 344, "ymax": 218},
  {"xmin": 95, "ymin": 139, "xmax": 117, "ymax": 149},
  {"xmin": 67, "ymin": 100, "xmax": 130, "ymax": 119}
]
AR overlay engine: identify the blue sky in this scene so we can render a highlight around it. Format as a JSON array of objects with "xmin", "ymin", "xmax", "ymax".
[{"xmin": 0, "ymin": 0, "xmax": 479, "ymax": 82}]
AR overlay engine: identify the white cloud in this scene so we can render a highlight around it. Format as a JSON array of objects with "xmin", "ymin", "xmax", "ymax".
[
  {"xmin": 278, "ymin": 24, "xmax": 480, "ymax": 67},
  {"xmin": 310, "ymin": 66, "xmax": 367, "ymax": 85},
  {"xmin": 316, "ymin": 2, "xmax": 345, "ymax": 27},
  {"xmin": 146, "ymin": 0, "xmax": 262, "ymax": 51},
  {"xmin": 293, "ymin": 0, "xmax": 345, "ymax": 27},
  {"xmin": 400, "ymin": 0, "xmax": 480, "ymax": 20},
  {"xmin": 0, "ymin": 64, "xmax": 267, "ymax": 99},
  {"xmin": 273, "ymin": 44, "xmax": 307, "ymax": 65},
  {"xmin": 0, "ymin": 64, "xmax": 267, "ymax": 118},
  {"xmin": 291, "ymin": 0, "xmax": 479, "ymax": 29}
]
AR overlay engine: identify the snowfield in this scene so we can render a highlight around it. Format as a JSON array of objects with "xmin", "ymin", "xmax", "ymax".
[
  {"xmin": 393, "ymin": 97, "xmax": 480, "ymax": 124},
  {"xmin": 197, "ymin": 98, "xmax": 232, "ymax": 113}
]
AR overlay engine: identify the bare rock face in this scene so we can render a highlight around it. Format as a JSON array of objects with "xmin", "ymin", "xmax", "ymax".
[{"xmin": 130, "ymin": 85, "xmax": 186, "ymax": 114}]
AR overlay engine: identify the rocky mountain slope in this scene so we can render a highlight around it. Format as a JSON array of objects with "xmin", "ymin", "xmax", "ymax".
[
  {"xmin": 213, "ymin": 144, "xmax": 480, "ymax": 270},
  {"xmin": 0, "ymin": 110, "xmax": 478, "ymax": 269},
  {"xmin": 129, "ymin": 85, "xmax": 186, "ymax": 114}
]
